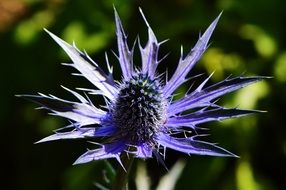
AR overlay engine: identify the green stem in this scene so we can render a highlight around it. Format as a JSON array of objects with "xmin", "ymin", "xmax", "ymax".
[{"xmin": 111, "ymin": 155, "xmax": 134, "ymax": 190}]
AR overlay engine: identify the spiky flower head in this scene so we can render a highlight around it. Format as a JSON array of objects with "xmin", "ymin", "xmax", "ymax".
[{"xmin": 21, "ymin": 8, "xmax": 266, "ymax": 166}]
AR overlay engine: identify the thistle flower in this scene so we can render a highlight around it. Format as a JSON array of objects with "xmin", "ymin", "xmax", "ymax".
[{"xmin": 20, "ymin": 8, "xmax": 266, "ymax": 166}]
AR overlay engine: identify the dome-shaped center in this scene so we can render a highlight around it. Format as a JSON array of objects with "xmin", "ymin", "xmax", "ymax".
[{"xmin": 112, "ymin": 74, "xmax": 166, "ymax": 144}]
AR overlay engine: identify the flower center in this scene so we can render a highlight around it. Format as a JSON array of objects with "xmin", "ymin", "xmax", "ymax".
[{"xmin": 112, "ymin": 73, "xmax": 167, "ymax": 144}]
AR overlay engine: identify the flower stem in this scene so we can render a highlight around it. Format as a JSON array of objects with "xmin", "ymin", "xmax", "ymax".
[{"xmin": 111, "ymin": 155, "xmax": 134, "ymax": 190}]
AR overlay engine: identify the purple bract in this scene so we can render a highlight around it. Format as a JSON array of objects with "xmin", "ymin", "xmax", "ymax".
[{"xmin": 21, "ymin": 8, "xmax": 266, "ymax": 166}]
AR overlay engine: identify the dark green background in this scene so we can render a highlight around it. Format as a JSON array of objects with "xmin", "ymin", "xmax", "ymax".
[{"xmin": 1, "ymin": 0, "xmax": 285, "ymax": 189}]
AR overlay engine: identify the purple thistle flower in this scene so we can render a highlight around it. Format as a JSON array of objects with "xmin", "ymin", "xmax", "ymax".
[{"xmin": 20, "ymin": 8, "xmax": 266, "ymax": 166}]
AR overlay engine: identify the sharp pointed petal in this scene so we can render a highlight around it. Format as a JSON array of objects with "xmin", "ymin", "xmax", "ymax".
[
  {"xmin": 157, "ymin": 134, "xmax": 238, "ymax": 157},
  {"xmin": 169, "ymin": 76, "xmax": 268, "ymax": 115},
  {"xmin": 73, "ymin": 141, "xmax": 126, "ymax": 165},
  {"xmin": 20, "ymin": 94, "xmax": 105, "ymax": 125},
  {"xmin": 45, "ymin": 29, "xmax": 118, "ymax": 101},
  {"xmin": 114, "ymin": 7, "xmax": 134, "ymax": 79},
  {"xmin": 167, "ymin": 107, "xmax": 261, "ymax": 127}
]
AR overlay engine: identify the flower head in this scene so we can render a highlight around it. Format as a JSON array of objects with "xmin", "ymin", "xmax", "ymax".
[{"xmin": 21, "ymin": 8, "xmax": 266, "ymax": 166}]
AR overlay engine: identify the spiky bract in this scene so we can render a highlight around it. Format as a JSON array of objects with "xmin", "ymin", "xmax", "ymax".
[{"xmin": 20, "ymin": 8, "xmax": 267, "ymax": 166}]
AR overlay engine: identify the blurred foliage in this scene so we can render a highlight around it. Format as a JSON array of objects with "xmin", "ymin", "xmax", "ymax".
[{"xmin": 1, "ymin": 0, "xmax": 285, "ymax": 190}]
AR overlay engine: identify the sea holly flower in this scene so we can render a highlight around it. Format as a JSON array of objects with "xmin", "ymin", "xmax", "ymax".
[{"xmin": 20, "ymin": 8, "xmax": 266, "ymax": 167}]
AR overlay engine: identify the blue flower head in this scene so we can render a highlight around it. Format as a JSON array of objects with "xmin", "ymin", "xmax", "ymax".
[{"xmin": 21, "ymin": 8, "xmax": 266, "ymax": 166}]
